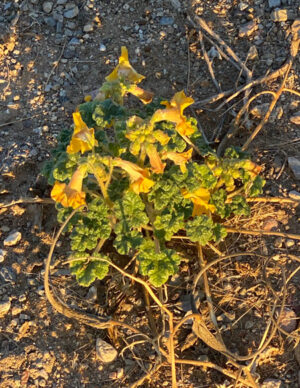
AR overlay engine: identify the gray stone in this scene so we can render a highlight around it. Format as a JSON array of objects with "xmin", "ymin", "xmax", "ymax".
[
  {"xmin": 42, "ymin": 1, "xmax": 53, "ymax": 14},
  {"xmin": 271, "ymin": 9, "xmax": 288, "ymax": 22},
  {"xmin": 290, "ymin": 111, "xmax": 300, "ymax": 125},
  {"xmin": 239, "ymin": 20, "xmax": 258, "ymax": 37},
  {"xmin": 83, "ymin": 23, "xmax": 93, "ymax": 32},
  {"xmin": 268, "ymin": 0, "xmax": 281, "ymax": 8},
  {"xmin": 277, "ymin": 307, "xmax": 297, "ymax": 332},
  {"xmin": 64, "ymin": 5, "xmax": 79, "ymax": 19},
  {"xmin": 56, "ymin": 21, "xmax": 63, "ymax": 34},
  {"xmin": 99, "ymin": 43, "xmax": 106, "ymax": 52},
  {"xmin": 239, "ymin": 2, "xmax": 249, "ymax": 11},
  {"xmin": 262, "ymin": 378, "xmax": 284, "ymax": 388},
  {"xmin": 96, "ymin": 338, "xmax": 118, "ymax": 363},
  {"xmin": 288, "ymin": 157, "xmax": 300, "ymax": 180},
  {"xmin": 0, "ymin": 249, "xmax": 7, "ymax": 263},
  {"xmin": 69, "ymin": 37, "xmax": 80, "ymax": 45},
  {"xmin": 4, "ymin": 231, "xmax": 21, "ymax": 246},
  {"xmin": 57, "ymin": 0, "xmax": 67, "ymax": 4},
  {"xmin": 44, "ymin": 17, "xmax": 56, "ymax": 28},
  {"xmin": 0, "ymin": 300, "xmax": 11, "ymax": 317},
  {"xmin": 170, "ymin": 0, "xmax": 181, "ymax": 10},
  {"xmin": 160, "ymin": 16, "xmax": 174, "ymax": 26}
]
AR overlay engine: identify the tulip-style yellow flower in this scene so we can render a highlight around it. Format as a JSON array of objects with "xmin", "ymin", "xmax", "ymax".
[
  {"xmin": 162, "ymin": 148, "xmax": 193, "ymax": 173},
  {"xmin": 151, "ymin": 90, "xmax": 195, "ymax": 137},
  {"xmin": 105, "ymin": 47, "xmax": 153, "ymax": 104},
  {"xmin": 106, "ymin": 46, "xmax": 144, "ymax": 84},
  {"xmin": 145, "ymin": 143, "xmax": 165, "ymax": 174},
  {"xmin": 114, "ymin": 158, "xmax": 154, "ymax": 194},
  {"xmin": 182, "ymin": 187, "xmax": 215, "ymax": 217},
  {"xmin": 51, "ymin": 168, "xmax": 86, "ymax": 209},
  {"xmin": 67, "ymin": 112, "xmax": 98, "ymax": 154}
]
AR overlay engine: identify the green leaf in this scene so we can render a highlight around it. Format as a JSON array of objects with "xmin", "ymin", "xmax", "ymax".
[
  {"xmin": 230, "ymin": 195, "xmax": 250, "ymax": 216},
  {"xmin": 92, "ymin": 99, "xmax": 126, "ymax": 128},
  {"xmin": 212, "ymin": 223, "xmax": 227, "ymax": 243},
  {"xmin": 249, "ymin": 176, "xmax": 265, "ymax": 197},
  {"xmin": 113, "ymin": 230, "xmax": 143, "ymax": 255},
  {"xmin": 78, "ymin": 100, "xmax": 103, "ymax": 127},
  {"xmin": 186, "ymin": 163, "xmax": 217, "ymax": 191},
  {"xmin": 114, "ymin": 192, "xmax": 149, "ymax": 228},
  {"xmin": 186, "ymin": 215, "xmax": 215, "ymax": 245},
  {"xmin": 210, "ymin": 189, "xmax": 230, "ymax": 218},
  {"xmin": 138, "ymin": 241, "xmax": 181, "ymax": 286},
  {"xmin": 69, "ymin": 254, "xmax": 110, "ymax": 287},
  {"xmin": 154, "ymin": 211, "xmax": 184, "ymax": 241}
]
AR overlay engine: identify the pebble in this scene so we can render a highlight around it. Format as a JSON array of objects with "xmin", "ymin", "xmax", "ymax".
[
  {"xmin": 290, "ymin": 111, "xmax": 300, "ymax": 125},
  {"xmin": 160, "ymin": 16, "xmax": 174, "ymax": 26},
  {"xmin": 83, "ymin": 23, "xmax": 93, "ymax": 32},
  {"xmin": 0, "ymin": 267, "xmax": 16, "ymax": 283},
  {"xmin": 64, "ymin": 4, "xmax": 79, "ymax": 19},
  {"xmin": 261, "ymin": 379, "xmax": 284, "ymax": 388},
  {"xmin": 12, "ymin": 305, "xmax": 22, "ymax": 316},
  {"xmin": 277, "ymin": 307, "xmax": 297, "ymax": 333},
  {"xmin": 0, "ymin": 300, "xmax": 11, "ymax": 317},
  {"xmin": 4, "ymin": 231, "xmax": 22, "ymax": 247},
  {"xmin": 239, "ymin": 20, "xmax": 258, "ymax": 37},
  {"xmin": 57, "ymin": 0, "xmax": 67, "ymax": 4},
  {"xmin": 99, "ymin": 43, "xmax": 106, "ymax": 52},
  {"xmin": 86, "ymin": 285, "xmax": 97, "ymax": 302},
  {"xmin": 271, "ymin": 9, "xmax": 288, "ymax": 22},
  {"xmin": 42, "ymin": 1, "xmax": 53, "ymax": 14},
  {"xmin": 288, "ymin": 190, "xmax": 300, "ymax": 201},
  {"xmin": 288, "ymin": 156, "xmax": 300, "ymax": 180},
  {"xmin": 96, "ymin": 338, "xmax": 118, "ymax": 363},
  {"xmin": 268, "ymin": 0, "xmax": 281, "ymax": 8},
  {"xmin": 0, "ymin": 249, "xmax": 7, "ymax": 263},
  {"xmin": 239, "ymin": 2, "xmax": 248, "ymax": 11},
  {"xmin": 1, "ymin": 225, "xmax": 10, "ymax": 232},
  {"xmin": 285, "ymin": 239, "xmax": 295, "ymax": 248}
]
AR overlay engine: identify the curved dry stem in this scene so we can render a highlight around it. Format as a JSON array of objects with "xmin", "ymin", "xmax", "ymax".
[
  {"xmin": 226, "ymin": 227, "xmax": 300, "ymax": 241},
  {"xmin": 44, "ymin": 207, "xmax": 152, "ymax": 340}
]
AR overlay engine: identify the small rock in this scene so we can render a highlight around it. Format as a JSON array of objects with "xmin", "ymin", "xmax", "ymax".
[
  {"xmin": 271, "ymin": 9, "xmax": 288, "ymax": 22},
  {"xmin": 19, "ymin": 313, "xmax": 31, "ymax": 320},
  {"xmin": 44, "ymin": 17, "xmax": 56, "ymax": 27},
  {"xmin": 208, "ymin": 46, "xmax": 222, "ymax": 60},
  {"xmin": 290, "ymin": 112, "xmax": 300, "ymax": 125},
  {"xmin": 57, "ymin": 0, "xmax": 67, "ymax": 4},
  {"xmin": 0, "ymin": 267, "xmax": 16, "ymax": 283},
  {"xmin": 170, "ymin": 0, "xmax": 181, "ymax": 10},
  {"xmin": 160, "ymin": 16, "xmax": 174, "ymax": 26},
  {"xmin": 96, "ymin": 338, "xmax": 118, "ymax": 363},
  {"xmin": 239, "ymin": 2, "xmax": 248, "ymax": 11},
  {"xmin": 0, "ymin": 249, "xmax": 7, "ymax": 263},
  {"xmin": 42, "ymin": 1, "xmax": 53, "ymax": 13},
  {"xmin": 261, "ymin": 378, "xmax": 284, "ymax": 388},
  {"xmin": 239, "ymin": 20, "xmax": 258, "ymax": 37},
  {"xmin": 288, "ymin": 157, "xmax": 300, "ymax": 180},
  {"xmin": 4, "ymin": 231, "xmax": 22, "ymax": 247},
  {"xmin": 99, "ymin": 43, "xmax": 106, "ymax": 52},
  {"xmin": 285, "ymin": 239, "xmax": 295, "ymax": 248},
  {"xmin": 262, "ymin": 217, "xmax": 278, "ymax": 231},
  {"xmin": 12, "ymin": 305, "xmax": 22, "ymax": 316},
  {"xmin": 83, "ymin": 23, "xmax": 93, "ymax": 32},
  {"xmin": 0, "ymin": 300, "xmax": 11, "ymax": 317},
  {"xmin": 288, "ymin": 190, "xmax": 300, "ymax": 201},
  {"xmin": 277, "ymin": 307, "xmax": 297, "ymax": 333},
  {"xmin": 109, "ymin": 368, "xmax": 124, "ymax": 380},
  {"xmin": 268, "ymin": 0, "xmax": 281, "ymax": 8},
  {"xmin": 86, "ymin": 285, "xmax": 97, "ymax": 302},
  {"xmin": 1, "ymin": 226, "xmax": 10, "ymax": 232},
  {"xmin": 64, "ymin": 4, "xmax": 79, "ymax": 19},
  {"xmin": 274, "ymin": 236, "xmax": 283, "ymax": 248}
]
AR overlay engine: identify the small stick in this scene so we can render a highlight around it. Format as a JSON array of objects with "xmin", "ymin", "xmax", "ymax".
[
  {"xmin": 198, "ymin": 31, "xmax": 221, "ymax": 92},
  {"xmin": 226, "ymin": 227, "xmax": 300, "ymax": 241},
  {"xmin": 44, "ymin": 41, "xmax": 67, "ymax": 89},
  {"xmin": 0, "ymin": 197, "xmax": 54, "ymax": 208}
]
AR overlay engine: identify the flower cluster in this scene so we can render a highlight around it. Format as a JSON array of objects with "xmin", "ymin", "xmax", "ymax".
[{"xmin": 44, "ymin": 47, "xmax": 264, "ymax": 287}]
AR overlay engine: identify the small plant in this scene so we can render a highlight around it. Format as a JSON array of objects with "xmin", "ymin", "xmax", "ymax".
[{"xmin": 43, "ymin": 47, "xmax": 265, "ymax": 288}]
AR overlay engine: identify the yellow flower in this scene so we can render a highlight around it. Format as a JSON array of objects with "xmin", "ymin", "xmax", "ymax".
[
  {"xmin": 106, "ymin": 46, "xmax": 144, "ymax": 84},
  {"xmin": 162, "ymin": 148, "xmax": 193, "ymax": 173},
  {"xmin": 182, "ymin": 187, "xmax": 215, "ymax": 217},
  {"xmin": 151, "ymin": 90, "xmax": 195, "ymax": 136},
  {"xmin": 51, "ymin": 168, "xmax": 86, "ymax": 209},
  {"xmin": 67, "ymin": 112, "xmax": 98, "ymax": 154},
  {"xmin": 145, "ymin": 143, "xmax": 165, "ymax": 174},
  {"xmin": 128, "ymin": 85, "xmax": 154, "ymax": 104},
  {"xmin": 114, "ymin": 158, "xmax": 154, "ymax": 194}
]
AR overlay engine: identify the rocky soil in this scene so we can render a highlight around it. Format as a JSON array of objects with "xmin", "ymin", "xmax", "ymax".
[{"xmin": 0, "ymin": 0, "xmax": 299, "ymax": 387}]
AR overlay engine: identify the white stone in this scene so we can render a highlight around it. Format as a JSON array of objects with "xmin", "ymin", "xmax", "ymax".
[
  {"xmin": 83, "ymin": 23, "xmax": 93, "ymax": 32},
  {"xmin": 0, "ymin": 249, "xmax": 7, "ymax": 263},
  {"xmin": 0, "ymin": 300, "xmax": 11, "ymax": 317},
  {"xmin": 4, "ymin": 231, "xmax": 22, "ymax": 247},
  {"xmin": 42, "ymin": 1, "xmax": 53, "ymax": 13},
  {"xmin": 99, "ymin": 44, "xmax": 106, "ymax": 52},
  {"xmin": 96, "ymin": 338, "xmax": 118, "ymax": 363},
  {"xmin": 239, "ymin": 2, "xmax": 248, "ymax": 11}
]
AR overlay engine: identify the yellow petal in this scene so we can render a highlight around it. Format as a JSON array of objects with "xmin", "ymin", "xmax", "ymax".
[
  {"xmin": 152, "ymin": 130, "xmax": 170, "ymax": 146},
  {"xmin": 128, "ymin": 85, "xmax": 154, "ymax": 104},
  {"xmin": 145, "ymin": 144, "xmax": 165, "ymax": 174},
  {"xmin": 73, "ymin": 112, "xmax": 87, "ymax": 133},
  {"xmin": 171, "ymin": 90, "xmax": 194, "ymax": 114}
]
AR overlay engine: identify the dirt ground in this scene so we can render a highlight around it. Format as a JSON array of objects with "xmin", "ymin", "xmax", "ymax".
[{"xmin": 0, "ymin": 0, "xmax": 300, "ymax": 387}]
